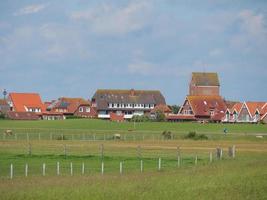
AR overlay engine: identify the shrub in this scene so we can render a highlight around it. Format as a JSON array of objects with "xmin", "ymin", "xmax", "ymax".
[
  {"xmin": 0, "ymin": 113, "xmax": 6, "ymax": 119},
  {"xmin": 184, "ymin": 131, "xmax": 208, "ymax": 140},
  {"xmin": 66, "ymin": 115, "xmax": 83, "ymax": 119},
  {"xmin": 162, "ymin": 131, "xmax": 172, "ymax": 139},
  {"xmin": 55, "ymin": 135, "xmax": 68, "ymax": 140}
]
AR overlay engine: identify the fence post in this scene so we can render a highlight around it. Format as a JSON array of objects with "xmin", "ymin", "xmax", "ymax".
[
  {"xmin": 216, "ymin": 147, "xmax": 223, "ymax": 160},
  {"xmin": 10, "ymin": 164, "xmax": 13, "ymax": 179},
  {"xmin": 93, "ymin": 134, "xmax": 96, "ymax": 141},
  {"xmin": 61, "ymin": 134, "xmax": 64, "ymax": 141},
  {"xmin": 38, "ymin": 133, "xmax": 41, "ymax": 141},
  {"xmin": 158, "ymin": 158, "xmax": 161, "ymax": 171},
  {"xmin": 82, "ymin": 162, "xmax": 85, "ymax": 175},
  {"xmin": 233, "ymin": 145, "xmax": 236, "ymax": 158},
  {"xmin": 101, "ymin": 162, "xmax": 104, "ymax": 175},
  {"xmin": 57, "ymin": 162, "xmax": 60, "ymax": 175},
  {"xmin": 177, "ymin": 155, "xmax": 181, "ymax": 167},
  {"xmin": 120, "ymin": 162, "xmax": 123, "ymax": 175},
  {"xmin": 209, "ymin": 152, "xmax": 213, "ymax": 163},
  {"xmin": 140, "ymin": 160, "xmax": 143, "ymax": 172},
  {"xmin": 14, "ymin": 133, "xmax": 17, "ymax": 140},
  {"xmin": 25, "ymin": 163, "xmax": 28, "ymax": 177},
  {"xmin": 27, "ymin": 133, "xmax": 29, "ymax": 141},
  {"xmin": 42, "ymin": 163, "xmax": 46, "ymax": 176},
  {"xmin": 100, "ymin": 144, "xmax": 104, "ymax": 162},
  {"xmin": 195, "ymin": 155, "xmax": 198, "ymax": 165},
  {"xmin": 228, "ymin": 145, "xmax": 236, "ymax": 158},
  {"xmin": 70, "ymin": 162, "xmax": 73, "ymax": 176}
]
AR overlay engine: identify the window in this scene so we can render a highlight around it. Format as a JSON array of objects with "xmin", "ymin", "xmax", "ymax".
[
  {"xmin": 79, "ymin": 107, "xmax": 83, "ymax": 112},
  {"xmin": 210, "ymin": 110, "xmax": 215, "ymax": 116},
  {"xmin": 86, "ymin": 107, "xmax": 90, "ymax": 112}
]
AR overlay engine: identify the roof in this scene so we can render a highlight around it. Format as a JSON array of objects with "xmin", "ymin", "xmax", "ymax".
[
  {"xmin": 245, "ymin": 102, "xmax": 266, "ymax": 116},
  {"xmin": 6, "ymin": 111, "xmax": 39, "ymax": 120},
  {"xmin": 187, "ymin": 95, "xmax": 227, "ymax": 119},
  {"xmin": 92, "ymin": 89, "xmax": 166, "ymax": 110},
  {"xmin": 191, "ymin": 72, "xmax": 220, "ymax": 86},
  {"xmin": 9, "ymin": 93, "xmax": 45, "ymax": 112},
  {"xmin": 151, "ymin": 104, "xmax": 172, "ymax": 114},
  {"xmin": 230, "ymin": 102, "xmax": 243, "ymax": 113},
  {"xmin": 51, "ymin": 97, "xmax": 91, "ymax": 114}
]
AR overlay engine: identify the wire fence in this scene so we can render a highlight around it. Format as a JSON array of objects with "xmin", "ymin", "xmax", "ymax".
[{"xmin": 0, "ymin": 141, "xmax": 236, "ymax": 179}]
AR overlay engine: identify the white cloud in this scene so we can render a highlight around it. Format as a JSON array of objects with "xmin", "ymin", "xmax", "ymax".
[
  {"xmin": 70, "ymin": 1, "xmax": 152, "ymax": 35},
  {"xmin": 14, "ymin": 4, "xmax": 48, "ymax": 16}
]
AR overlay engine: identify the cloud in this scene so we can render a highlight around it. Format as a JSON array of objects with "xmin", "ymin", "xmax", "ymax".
[
  {"xmin": 70, "ymin": 1, "xmax": 151, "ymax": 35},
  {"xmin": 14, "ymin": 4, "xmax": 48, "ymax": 16}
]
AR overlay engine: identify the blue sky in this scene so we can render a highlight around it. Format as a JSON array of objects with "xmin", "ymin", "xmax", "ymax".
[{"xmin": 0, "ymin": 0, "xmax": 267, "ymax": 105}]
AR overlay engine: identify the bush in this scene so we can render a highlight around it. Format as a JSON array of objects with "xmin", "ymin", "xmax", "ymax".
[
  {"xmin": 0, "ymin": 113, "xmax": 6, "ymax": 119},
  {"xmin": 162, "ymin": 131, "xmax": 172, "ymax": 140},
  {"xmin": 184, "ymin": 131, "xmax": 208, "ymax": 140},
  {"xmin": 131, "ymin": 115, "xmax": 151, "ymax": 122},
  {"xmin": 65, "ymin": 115, "xmax": 83, "ymax": 119},
  {"xmin": 155, "ymin": 111, "xmax": 166, "ymax": 122},
  {"xmin": 55, "ymin": 135, "xmax": 68, "ymax": 140}
]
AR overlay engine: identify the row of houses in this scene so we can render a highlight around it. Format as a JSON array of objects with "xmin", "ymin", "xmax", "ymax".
[{"xmin": 0, "ymin": 72, "xmax": 266, "ymax": 123}]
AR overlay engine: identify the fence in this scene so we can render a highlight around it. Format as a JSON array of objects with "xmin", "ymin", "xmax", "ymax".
[{"xmin": 0, "ymin": 142, "xmax": 236, "ymax": 179}]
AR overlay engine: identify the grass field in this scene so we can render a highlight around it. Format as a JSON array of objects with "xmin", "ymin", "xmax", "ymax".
[{"xmin": 0, "ymin": 119, "xmax": 267, "ymax": 199}]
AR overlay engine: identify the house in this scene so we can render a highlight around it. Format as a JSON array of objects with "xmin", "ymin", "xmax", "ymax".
[
  {"xmin": 175, "ymin": 95, "xmax": 227, "ymax": 122},
  {"xmin": 150, "ymin": 104, "xmax": 172, "ymax": 119},
  {"xmin": 0, "ymin": 99, "xmax": 10, "ymax": 114},
  {"xmin": 8, "ymin": 93, "xmax": 45, "ymax": 113},
  {"xmin": 91, "ymin": 89, "xmax": 166, "ymax": 120},
  {"xmin": 47, "ymin": 97, "xmax": 96, "ymax": 118},
  {"xmin": 260, "ymin": 103, "xmax": 267, "ymax": 123},
  {"xmin": 223, "ymin": 102, "xmax": 243, "ymax": 123},
  {"xmin": 237, "ymin": 102, "xmax": 266, "ymax": 123},
  {"xmin": 6, "ymin": 92, "xmax": 45, "ymax": 120},
  {"xmin": 189, "ymin": 72, "xmax": 220, "ymax": 96}
]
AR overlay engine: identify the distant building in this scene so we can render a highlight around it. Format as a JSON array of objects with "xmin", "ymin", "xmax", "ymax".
[
  {"xmin": 169, "ymin": 72, "xmax": 226, "ymax": 122},
  {"xmin": 0, "ymin": 99, "xmax": 10, "ymax": 114},
  {"xmin": 91, "ymin": 89, "xmax": 166, "ymax": 120},
  {"xmin": 47, "ymin": 97, "xmax": 96, "ymax": 118},
  {"xmin": 189, "ymin": 72, "xmax": 220, "ymax": 96}
]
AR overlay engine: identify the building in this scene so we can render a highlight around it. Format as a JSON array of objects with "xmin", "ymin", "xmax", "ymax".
[
  {"xmin": 189, "ymin": 72, "xmax": 220, "ymax": 96},
  {"xmin": 176, "ymin": 95, "xmax": 227, "ymax": 122},
  {"xmin": 47, "ymin": 97, "xmax": 96, "ymax": 118},
  {"xmin": 150, "ymin": 104, "xmax": 172, "ymax": 119},
  {"xmin": 223, "ymin": 102, "xmax": 243, "ymax": 123},
  {"xmin": 6, "ymin": 92, "xmax": 45, "ymax": 120},
  {"xmin": 91, "ymin": 89, "xmax": 166, "ymax": 120}
]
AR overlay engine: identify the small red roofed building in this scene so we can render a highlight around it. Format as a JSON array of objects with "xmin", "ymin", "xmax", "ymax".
[
  {"xmin": 237, "ymin": 102, "xmax": 266, "ymax": 123},
  {"xmin": 222, "ymin": 102, "xmax": 243, "ymax": 123},
  {"xmin": 47, "ymin": 97, "xmax": 96, "ymax": 118}
]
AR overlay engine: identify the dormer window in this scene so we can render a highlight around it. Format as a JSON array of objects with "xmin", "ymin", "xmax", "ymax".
[{"xmin": 79, "ymin": 107, "xmax": 83, "ymax": 112}]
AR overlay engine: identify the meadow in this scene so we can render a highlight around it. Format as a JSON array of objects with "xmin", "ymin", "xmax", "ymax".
[{"xmin": 0, "ymin": 119, "xmax": 266, "ymax": 199}]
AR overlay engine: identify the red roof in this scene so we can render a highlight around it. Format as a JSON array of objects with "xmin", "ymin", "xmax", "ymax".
[
  {"xmin": 245, "ymin": 102, "xmax": 266, "ymax": 116},
  {"xmin": 231, "ymin": 102, "xmax": 243, "ymax": 113},
  {"xmin": 187, "ymin": 95, "xmax": 227, "ymax": 118},
  {"xmin": 9, "ymin": 93, "xmax": 45, "ymax": 112}
]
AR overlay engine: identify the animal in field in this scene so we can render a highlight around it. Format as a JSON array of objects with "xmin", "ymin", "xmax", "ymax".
[
  {"xmin": 162, "ymin": 131, "xmax": 172, "ymax": 140},
  {"xmin": 4, "ymin": 129, "xmax": 13, "ymax": 136},
  {"xmin": 113, "ymin": 134, "xmax": 121, "ymax": 140}
]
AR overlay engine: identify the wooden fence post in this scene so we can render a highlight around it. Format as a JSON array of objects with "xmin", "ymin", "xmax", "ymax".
[
  {"xmin": 14, "ymin": 133, "xmax": 17, "ymax": 140},
  {"xmin": 10, "ymin": 164, "xmax": 13, "ymax": 179},
  {"xmin": 233, "ymin": 145, "xmax": 236, "ymax": 158},
  {"xmin": 70, "ymin": 162, "xmax": 73, "ymax": 176},
  {"xmin": 64, "ymin": 144, "xmax": 67, "ymax": 158},
  {"xmin": 195, "ymin": 155, "xmax": 198, "ymax": 165},
  {"xmin": 140, "ymin": 160, "xmax": 143, "ymax": 172},
  {"xmin": 25, "ymin": 163, "xmax": 28, "ymax": 177},
  {"xmin": 158, "ymin": 158, "xmax": 161, "ymax": 171},
  {"xmin": 101, "ymin": 162, "xmax": 104, "ymax": 175},
  {"xmin": 38, "ymin": 133, "xmax": 41, "ymax": 141},
  {"xmin": 57, "ymin": 162, "xmax": 60, "ymax": 175},
  {"xmin": 209, "ymin": 152, "xmax": 213, "ymax": 163},
  {"xmin": 216, "ymin": 147, "xmax": 223, "ymax": 160},
  {"xmin": 177, "ymin": 155, "xmax": 181, "ymax": 167},
  {"xmin": 42, "ymin": 163, "xmax": 46, "ymax": 176},
  {"xmin": 228, "ymin": 145, "xmax": 236, "ymax": 158},
  {"xmin": 82, "ymin": 162, "xmax": 85, "ymax": 175},
  {"xmin": 120, "ymin": 162, "xmax": 123, "ymax": 175}
]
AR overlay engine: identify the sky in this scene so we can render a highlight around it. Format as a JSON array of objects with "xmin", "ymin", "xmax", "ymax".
[{"xmin": 0, "ymin": 0, "xmax": 267, "ymax": 105}]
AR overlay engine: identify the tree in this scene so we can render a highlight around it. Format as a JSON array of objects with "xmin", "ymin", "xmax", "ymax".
[
  {"xmin": 170, "ymin": 105, "xmax": 180, "ymax": 114},
  {"xmin": 155, "ymin": 110, "xmax": 166, "ymax": 122}
]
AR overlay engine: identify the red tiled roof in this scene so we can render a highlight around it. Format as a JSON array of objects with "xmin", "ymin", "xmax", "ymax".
[
  {"xmin": 9, "ymin": 93, "xmax": 45, "ymax": 112},
  {"xmin": 187, "ymin": 95, "xmax": 227, "ymax": 118},
  {"xmin": 231, "ymin": 102, "xmax": 243, "ymax": 113},
  {"xmin": 52, "ymin": 97, "xmax": 90, "ymax": 114},
  {"xmin": 245, "ymin": 102, "xmax": 266, "ymax": 116}
]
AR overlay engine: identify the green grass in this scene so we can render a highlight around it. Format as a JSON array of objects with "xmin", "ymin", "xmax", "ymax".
[{"xmin": 0, "ymin": 119, "xmax": 266, "ymax": 133}]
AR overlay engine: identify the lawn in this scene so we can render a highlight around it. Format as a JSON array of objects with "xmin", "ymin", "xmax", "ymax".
[{"xmin": 0, "ymin": 120, "xmax": 266, "ymax": 199}]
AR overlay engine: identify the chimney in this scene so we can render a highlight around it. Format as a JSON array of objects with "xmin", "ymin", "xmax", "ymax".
[{"xmin": 130, "ymin": 89, "xmax": 135, "ymax": 96}]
